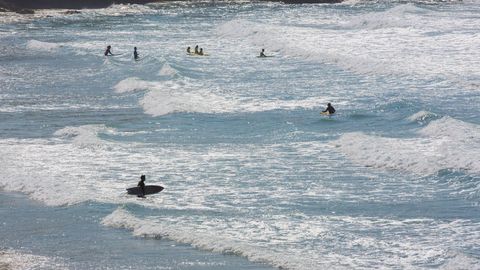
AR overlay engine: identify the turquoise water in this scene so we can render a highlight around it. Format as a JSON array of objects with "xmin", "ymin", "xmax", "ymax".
[{"xmin": 1, "ymin": 1, "xmax": 479, "ymax": 269}]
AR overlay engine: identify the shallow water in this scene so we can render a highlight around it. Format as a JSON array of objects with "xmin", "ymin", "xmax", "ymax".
[{"xmin": 1, "ymin": 1, "xmax": 479, "ymax": 269}]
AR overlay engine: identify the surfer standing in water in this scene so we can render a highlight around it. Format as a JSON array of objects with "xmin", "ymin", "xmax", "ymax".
[
  {"xmin": 138, "ymin": 175, "xmax": 146, "ymax": 197},
  {"xmin": 104, "ymin": 45, "xmax": 113, "ymax": 56},
  {"xmin": 322, "ymin": 103, "xmax": 336, "ymax": 115},
  {"xmin": 133, "ymin": 47, "xmax": 139, "ymax": 60}
]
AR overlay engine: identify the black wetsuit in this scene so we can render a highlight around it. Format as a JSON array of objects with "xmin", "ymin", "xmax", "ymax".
[
  {"xmin": 104, "ymin": 48, "xmax": 113, "ymax": 56},
  {"xmin": 323, "ymin": 105, "xmax": 335, "ymax": 114},
  {"xmin": 134, "ymin": 50, "xmax": 139, "ymax": 60},
  {"xmin": 138, "ymin": 179, "xmax": 145, "ymax": 196}
]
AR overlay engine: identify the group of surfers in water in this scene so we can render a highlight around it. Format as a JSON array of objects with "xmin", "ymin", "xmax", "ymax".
[
  {"xmin": 104, "ymin": 45, "xmax": 140, "ymax": 60},
  {"xmin": 104, "ymin": 45, "xmax": 336, "ymax": 116},
  {"xmin": 186, "ymin": 45, "xmax": 205, "ymax": 55},
  {"xmin": 104, "ymin": 45, "xmax": 273, "ymax": 59}
]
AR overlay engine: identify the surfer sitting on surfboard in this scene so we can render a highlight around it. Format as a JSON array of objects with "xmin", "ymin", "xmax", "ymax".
[
  {"xmin": 138, "ymin": 175, "xmax": 146, "ymax": 197},
  {"xmin": 322, "ymin": 103, "xmax": 335, "ymax": 115},
  {"xmin": 259, "ymin": 48, "xmax": 266, "ymax": 57},
  {"xmin": 104, "ymin": 45, "xmax": 113, "ymax": 56}
]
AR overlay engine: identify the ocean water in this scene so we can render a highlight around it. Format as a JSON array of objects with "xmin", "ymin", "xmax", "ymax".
[{"xmin": 1, "ymin": 0, "xmax": 480, "ymax": 269}]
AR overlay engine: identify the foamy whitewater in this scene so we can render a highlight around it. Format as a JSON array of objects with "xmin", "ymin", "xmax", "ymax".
[{"xmin": 1, "ymin": 1, "xmax": 479, "ymax": 269}]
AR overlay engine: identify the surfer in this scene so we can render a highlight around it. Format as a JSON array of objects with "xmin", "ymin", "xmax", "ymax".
[
  {"xmin": 138, "ymin": 175, "xmax": 146, "ymax": 197},
  {"xmin": 198, "ymin": 48, "xmax": 204, "ymax": 55},
  {"xmin": 194, "ymin": 45, "xmax": 199, "ymax": 54},
  {"xmin": 259, "ymin": 48, "xmax": 266, "ymax": 57},
  {"xmin": 187, "ymin": 46, "xmax": 191, "ymax": 54},
  {"xmin": 322, "ymin": 103, "xmax": 336, "ymax": 115},
  {"xmin": 133, "ymin": 47, "xmax": 139, "ymax": 60},
  {"xmin": 104, "ymin": 45, "xmax": 113, "ymax": 56}
]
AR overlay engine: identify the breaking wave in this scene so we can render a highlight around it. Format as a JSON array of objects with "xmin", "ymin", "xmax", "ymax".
[
  {"xmin": 26, "ymin": 40, "xmax": 61, "ymax": 52},
  {"xmin": 335, "ymin": 115, "xmax": 480, "ymax": 175},
  {"xmin": 216, "ymin": 7, "xmax": 480, "ymax": 80},
  {"xmin": 102, "ymin": 207, "xmax": 480, "ymax": 270},
  {"xmin": 114, "ymin": 77, "xmax": 328, "ymax": 116}
]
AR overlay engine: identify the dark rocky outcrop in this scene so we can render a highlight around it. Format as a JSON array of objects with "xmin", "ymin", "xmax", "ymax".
[
  {"xmin": 282, "ymin": 0, "xmax": 342, "ymax": 3},
  {"xmin": 0, "ymin": 0, "xmax": 158, "ymax": 12},
  {"xmin": 0, "ymin": 0, "xmax": 343, "ymax": 13}
]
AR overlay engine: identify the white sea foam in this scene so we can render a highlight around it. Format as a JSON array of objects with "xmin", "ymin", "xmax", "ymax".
[
  {"xmin": 0, "ymin": 249, "xmax": 67, "ymax": 270},
  {"xmin": 102, "ymin": 208, "xmax": 480, "ymax": 270},
  {"xmin": 26, "ymin": 40, "xmax": 61, "ymax": 52},
  {"xmin": 101, "ymin": 208, "xmax": 298, "ymax": 269},
  {"xmin": 216, "ymin": 7, "xmax": 480, "ymax": 81},
  {"xmin": 53, "ymin": 124, "xmax": 110, "ymax": 148},
  {"xmin": 158, "ymin": 63, "xmax": 178, "ymax": 77},
  {"xmin": 407, "ymin": 110, "xmax": 438, "ymax": 123},
  {"xmin": 113, "ymin": 77, "xmax": 154, "ymax": 93},
  {"xmin": 115, "ymin": 77, "xmax": 330, "ymax": 116},
  {"xmin": 342, "ymin": 4, "xmax": 424, "ymax": 29},
  {"xmin": 335, "ymin": 116, "xmax": 480, "ymax": 175}
]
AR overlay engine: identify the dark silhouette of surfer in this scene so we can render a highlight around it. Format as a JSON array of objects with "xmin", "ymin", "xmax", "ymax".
[
  {"xmin": 187, "ymin": 46, "xmax": 191, "ymax": 54},
  {"xmin": 134, "ymin": 47, "xmax": 139, "ymax": 60},
  {"xmin": 259, "ymin": 48, "xmax": 266, "ymax": 57},
  {"xmin": 322, "ymin": 103, "xmax": 335, "ymax": 114},
  {"xmin": 198, "ymin": 48, "xmax": 204, "ymax": 55},
  {"xmin": 194, "ymin": 45, "xmax": 199, "ymax": 54},
  {"xmin": 104, "ymin": 45, "xmax": 113, "ymax": 56},
  {"xmin": 138, "ymin": 175, "xmax": 146, "ymax": 197}
]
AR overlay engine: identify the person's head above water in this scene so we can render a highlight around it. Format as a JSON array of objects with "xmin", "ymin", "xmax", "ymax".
[
  {"xmin": 140, "ymin": 175, "xmax": 145, "ymax": 181},
  {"xmin": 262, "ymin": 49, "xmax": 265, "ymax": 52},
  {"xmin": 134, "ymin": 47, "xmax": 137, "ymax": 50},
  {"xmin": 327, "ymin": 103, "xmax": 331, "ymax": 106},
  {"xmin": 107, "ymin": 45, "xmax": 111, "ymax": 49}
]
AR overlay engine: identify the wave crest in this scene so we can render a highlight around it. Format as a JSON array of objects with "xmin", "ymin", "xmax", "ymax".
[
  {"xmin": 26, "ymin": 40, "xmax": 61, "ymax": 52},
  {"xmin": 335, "ymin": 116, "xmax": 480, "ymax": 175}
]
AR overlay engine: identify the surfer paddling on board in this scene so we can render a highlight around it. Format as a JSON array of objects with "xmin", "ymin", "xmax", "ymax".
[
  {"xmin": 322, "ymin": 103, "xmax": 335, "ymax": 115},
  {"xmin": 104, "ymin": 45, "xmax": 113, "ymax": 56},
  {"xmin": 138, "ymin": 175, "xmax": 146, "ymax": 197}
]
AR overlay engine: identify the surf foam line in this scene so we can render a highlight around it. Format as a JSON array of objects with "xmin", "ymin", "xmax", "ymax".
[
  {"xmin": 0, "ymin": 125, "xmax": 152, "ymax": 206},
  {"xmin": 102, "ymin": 208, "xmax": 298, "ymax": 269},
  {"xmin": 26, "ymin": 40, "xmax": 62, "ymax": 52},
  {"xmin": 102, "ymin": 208, "xmax": 480, "ymax": 270},
  {"xmin": 0, "ymin": 249, "xmax": 67, "ymax": 270},
  {"xmin": 334, "ymin": 115, "xmax": 480, "ymax": 176},
  {"xmin": 0, "ymin": 126, "xmax": 342, "ymax": 208},
  {"xmin": 114, "ymin": 77, "xmax": 329, "ymax": 116}
]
